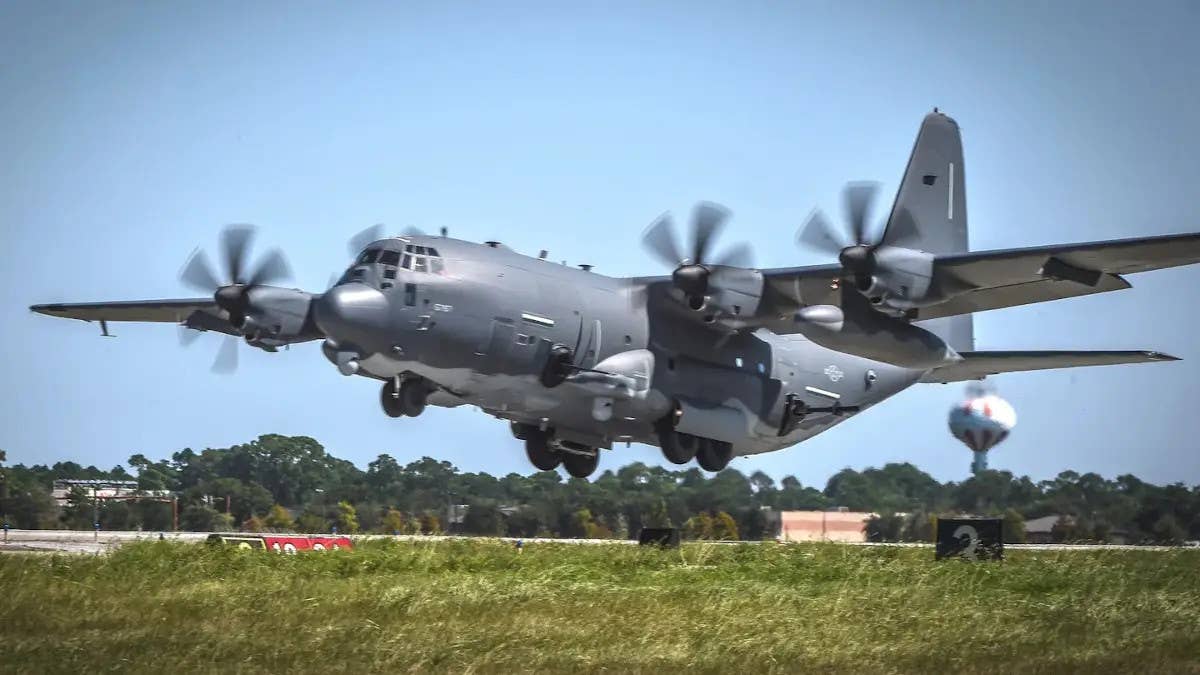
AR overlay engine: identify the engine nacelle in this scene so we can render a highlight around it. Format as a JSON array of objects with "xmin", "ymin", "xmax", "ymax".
[
  {"xmin": 856, "ymin": 247, "xmax": 962, "ymax": 312},
  {"xmin": 241, "ymin": 286, "xmax": 321, "ymax": 349},
  {"xmin": 694, "ymin": 265, "xmax": 764, "ymax": 319}
]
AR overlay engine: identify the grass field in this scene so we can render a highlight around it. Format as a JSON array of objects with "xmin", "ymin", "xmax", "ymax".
[{"xmin": 1, "ymin": 540, "xmax": 1198, "ymax": 674}]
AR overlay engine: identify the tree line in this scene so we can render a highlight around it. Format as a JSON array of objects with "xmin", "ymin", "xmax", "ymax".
[{"xmin": 1, "ymin": 436, "xmax": 1197, "ymax": 544}]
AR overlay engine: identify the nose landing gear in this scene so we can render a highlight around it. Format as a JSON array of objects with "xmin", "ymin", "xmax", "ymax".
[{"xmin": 380, "ymin": 376, "xmax": 430, "ymax": 418}]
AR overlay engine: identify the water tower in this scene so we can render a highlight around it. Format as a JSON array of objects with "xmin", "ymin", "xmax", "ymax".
[{"xmin": 948, "ymin": 386, "xmax": 1017, "ymax": 474}]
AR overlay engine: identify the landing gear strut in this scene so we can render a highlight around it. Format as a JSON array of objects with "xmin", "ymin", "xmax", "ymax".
[{"xmin": 380, "ymin": 377, "xmax": 429, "ymax": 418}]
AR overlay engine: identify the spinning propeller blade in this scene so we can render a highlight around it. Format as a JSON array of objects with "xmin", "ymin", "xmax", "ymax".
[
  {"xmin": 347, "ymin": 224, "xmax": 384, "ymax": 258},
  {"xmin": 797, "ymin": 182, "xmax": 890, "ymax": 292},
  {"xmin": 641, "ymin": 202, "xmax": 755, "ymax": 304},
  {"xmin": 177, "ymin": 223, "xmax": 295, "ymax": 374}
]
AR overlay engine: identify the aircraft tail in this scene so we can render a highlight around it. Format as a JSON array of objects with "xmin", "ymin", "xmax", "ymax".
[
  {"xmin": 889, "ymin": 110, "xmax": 973, "ymax": 353},
  {"xmin": 919, "ymin": 350, "xmax": 1179, "ymax": 383}
]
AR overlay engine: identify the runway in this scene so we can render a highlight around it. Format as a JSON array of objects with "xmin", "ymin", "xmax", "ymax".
[{"xmin": 2, "ymin": 529, "xmax": 1194, "ymax": 554}]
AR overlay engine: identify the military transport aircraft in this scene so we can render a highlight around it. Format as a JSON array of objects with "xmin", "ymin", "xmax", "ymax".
[{"xmin": 31, "ymin": 111, "xmax": 1200, "ymax": 478}]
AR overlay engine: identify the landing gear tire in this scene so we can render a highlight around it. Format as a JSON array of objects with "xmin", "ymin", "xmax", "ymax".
[
  {"xmin": 696, "ymin": 439, "xmax": 734, "ymax": 472},
  {"xmin": 561, "ymin": 447, "xmax": 600, "ymax": 479},
  {"xmin": 380, "ymin": 380, "xmax": 406, "ymax": 418},
  {"xmin": 399, "ymin": 379, "xmax": 428, "ymax": 417},
  {"xmin": 525, "ymin": 433, "xmax": 561, "ymax": 471},
  {"xmin": 659, "ymin": 429, "xmax": 697, "ymax": 465}
]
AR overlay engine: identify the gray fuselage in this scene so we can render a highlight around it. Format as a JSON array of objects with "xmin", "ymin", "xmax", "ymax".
[{"xmin": 319, "ymin": 235, "xmax": 924, "ymax": 457}]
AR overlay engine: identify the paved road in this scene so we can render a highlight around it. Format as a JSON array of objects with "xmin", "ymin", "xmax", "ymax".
[{"xmin": 2, "ymin": 530, "xmax": 1195, "ymax": 554}]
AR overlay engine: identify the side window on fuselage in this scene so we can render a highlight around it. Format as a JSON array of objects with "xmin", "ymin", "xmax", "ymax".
[{"xmin": 404, "ymin": 283, "xmax": 416, "ymax": 307}]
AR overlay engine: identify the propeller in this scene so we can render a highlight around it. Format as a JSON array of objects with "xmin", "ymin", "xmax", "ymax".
[
  {"xmin": 346, "ymin": 224, "xmax": 432, "ymax": 261},
  {"xmin": 179, "ymin": 224, "xmax": 292, "ymax": 372},
  {"xmin": 797, "ymin": 182, "xmax": 884, "ymax": 292},
  {"xmin": 641, "ymin": 202, "xmax": 755, "ymax": 308}
]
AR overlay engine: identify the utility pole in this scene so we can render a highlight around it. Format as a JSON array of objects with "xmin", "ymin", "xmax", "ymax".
[{"xmin": 93, "ymin": 485, "xmax": 99, "ymax": 541}]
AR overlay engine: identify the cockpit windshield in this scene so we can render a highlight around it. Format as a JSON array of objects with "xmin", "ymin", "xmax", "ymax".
[{"xmin": 343, "ymin": 242, "xmax": 445, "ymax": 289}]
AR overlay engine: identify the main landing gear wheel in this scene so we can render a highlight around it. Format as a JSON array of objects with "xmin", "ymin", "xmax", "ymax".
[
  {"xmin": 658, "ymin": 427, "xmax": 698, "ymax": 465},
  {"xmin": 696, "ymin": 438, "xmax": 734, "ymax": 472},
  {"xmin": 380, "ymin": 378, "xmax": 429, "ymax": 418},
  {"xmin": 399, "ymin": 379, "xmax": 427, "ymax": 417},
  {"xmin": 561, "ymin": 446, "xmax": 600, "ymax": 479},
  {"xmin": 525, "ymin": 432, "xmax": 561, "ymax": 471}
]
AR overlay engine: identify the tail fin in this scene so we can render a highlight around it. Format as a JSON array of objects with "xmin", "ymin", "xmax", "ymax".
[{"xmin": 890, "ymin": 110, "xmax": 973, "ymax": 352}]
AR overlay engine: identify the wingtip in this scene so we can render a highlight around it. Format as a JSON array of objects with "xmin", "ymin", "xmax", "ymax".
[{"xmin": 1145, "ymin": 351, "xmax": 1181, "ymax": 362}]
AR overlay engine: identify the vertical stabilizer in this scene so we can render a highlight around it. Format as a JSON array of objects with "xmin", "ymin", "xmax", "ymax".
[{"xmin": 889, "ymin": 110, "xmax": 973, "ymax": 352}]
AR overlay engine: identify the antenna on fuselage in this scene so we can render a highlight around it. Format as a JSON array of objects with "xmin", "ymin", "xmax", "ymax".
[
  {"xmin": 538, "ymin": 250, "xmax": 548, "ymax": 259},
  {"xmin": 440, "ymin": 227, "xmax": 448, "ymax": 237}
]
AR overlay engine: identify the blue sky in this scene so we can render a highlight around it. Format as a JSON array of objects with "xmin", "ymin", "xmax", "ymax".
[{"xmin": 2, "ymin": 1, "xmax": 1198, "ymax": 486}]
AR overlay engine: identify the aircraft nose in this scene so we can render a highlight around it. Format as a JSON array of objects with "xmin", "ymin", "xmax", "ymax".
[{"xmin": 315, "ymin": 283, "xmax": 390, "ymax": 349}]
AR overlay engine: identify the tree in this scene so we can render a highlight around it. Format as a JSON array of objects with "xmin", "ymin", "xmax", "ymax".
[
  {"xmin": 264, "ymin": 504, "xmax": 295, "ymax": 531},
  {"xmin": 212, "ymin": 512, "xmax": 235, "ymax": 532},
  {"xmin": 242, "ymin": 515, "xmax": 266, "ymax": 533},
  {"xmin": 1152, "ymin": 513, "xmax": 1187, "ymax": 545},
  {"xmin": 684, "ymin": 513, "xmax": 714, "ymax": 539},
  {"xmin": 335, "ymin": 501, "xmax": 360, "ymax": 534},
  {"xmin": 135, "ymin": 499, "xmax": 173, "ymax": 531},
  {"xmin": 4, "ymin": 484, "xmax": 56, "ymax": 529},
  {"xmin": 462, "ymin": 502, "xmax": 504, "ymax": 536},
  {"xmin": 379, "ymin": 508, "xmax": 406, "ymax": 534},
  {"xmin": 1003, "ymin": 508, "xmax": 1026, "ymax": 543},
  {"xmin": 296, "ymin": 511, "xmax": 328, "ymax": 533},
  {"xmin": 99, "ymin": 501, "xmax": 135, "ymax": 531},
  {"xmin": 61, "ymin": 487, "xmax": 95, "ymax": 530},
  {"xmin": 711, "ymin": 511, "xmax": 739, "ymax": 540},
  {"xmin": 180, "ymin": 504, "xmax": 223, "ymax": 531},
  {"xmin": 644, "ymin": 498, "xmax": 671, "ymax": 528},
  {"xmin": 419, "ymin": 513, "xmax": 442, "ymax": 535},
  {"xmin": 866, "ymin": 512, "xmax": 905, "ymax": 542}
]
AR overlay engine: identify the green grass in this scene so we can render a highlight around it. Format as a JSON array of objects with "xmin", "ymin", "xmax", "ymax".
[{"xmin": 1, "ymin": 540, "xmax": 1198, "ymax": 674}]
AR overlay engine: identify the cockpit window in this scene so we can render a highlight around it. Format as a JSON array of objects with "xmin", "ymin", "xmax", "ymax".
[
  {"xmin": 357, "ymin": 249, "xmax": 380, "ymax": 265},
  {"xmin": 401, "ymin": 254, "xmax": 412, "ymax": 269},
  {"xmin": 379, "ymin": 250, "xmax": 400, "ymax": 266},
  {"xmin": 413, "ymin": 257, "xmax": 428, "ymax": 273},
  {"xmin": 426, "ymin": 247, "xmax": 439, "ymax": 257}
]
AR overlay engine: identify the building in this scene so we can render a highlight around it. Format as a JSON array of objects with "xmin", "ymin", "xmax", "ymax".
[
  {"xmin": 51, "ymin": 479, "xmax": 168, "ymax": 506},
  {"xmin": 770, "ymin": 509, "xmax": 875, "ymax": 543}
]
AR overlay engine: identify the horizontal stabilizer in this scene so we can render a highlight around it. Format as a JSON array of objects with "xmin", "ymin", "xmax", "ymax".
[{"xmin": 920, "ymin": 350, "xmax": 1179, "ymax": 383}]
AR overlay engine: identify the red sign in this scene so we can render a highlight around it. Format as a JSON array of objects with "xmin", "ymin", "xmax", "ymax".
[{"xmin": 259, "ymin": 535, "xmax": 353, "ymax": 553}]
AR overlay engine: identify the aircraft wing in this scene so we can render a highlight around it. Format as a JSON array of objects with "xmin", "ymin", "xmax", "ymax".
[
  {"xmin": 758, "ymin": 231, "xmax": 1200, "ymax": 321},
  {"xmin": 30, "ymin": 299, "xmax": 237, "ymax": 335},
  {"xmin": 919, "ymin": 350, "xmax": 1179, "ymax": 383},
  {"xmin": 913, "ymin": 231, "xmax": 1200, "ymax": 320}
]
